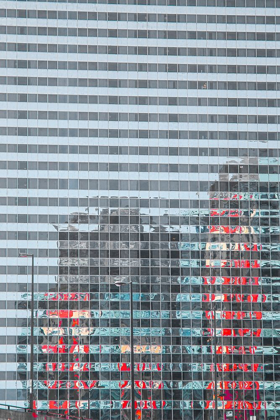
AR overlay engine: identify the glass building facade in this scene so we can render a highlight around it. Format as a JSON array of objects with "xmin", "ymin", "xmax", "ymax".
[{"xmin": 0, "ymin": 0, "xmax": 280, "ymax": 419}]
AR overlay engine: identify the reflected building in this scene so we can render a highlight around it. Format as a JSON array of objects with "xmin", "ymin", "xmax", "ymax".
[
  {"xmin": 200, "ymin": 164, "xmax": 268, "ymax": 420},
  {"xmin": 0, "ymin": 1, "xmax": 280, "ymax": 420}
]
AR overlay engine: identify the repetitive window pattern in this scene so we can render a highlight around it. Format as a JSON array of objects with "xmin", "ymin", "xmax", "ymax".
[
  {"xmin": 0, "ymin": 75, "xmax": 279, "ymax": 92},
  {"xmin": 1, "ymin": 194, "xmax": 279, "ymax": 210},
  {"xmin": 1, "ymin": 9, "xmax": 280, "ymax": 24},
  {"xmin": 0, "ymin": 110, "xmax": 280, "ymax": 124},
  {"xmin": 6, "ymin": 0, "xmax": 280, "ymax": 6},
  {"xmin": 1, "ymin": 46, "xmax": 280, "ymax": 57},
  {"xmin": 2, "ymin": 26, "xmax": 280, "ymax": 41},
  {"xmin": 0, "ymin": 1, "xmax": 280, "ymax": 420},
  {"xmin": 1, "ymin": 178, "xmax": 280, "ymax": 193},
  {"xmin": 2, "ymin": 160, "xmax": 280, "ymax": 173},
  {"xmin": 0, "ymin": 61, "xmax": 279, "ymax": 77},
  {"xmin": 1, "ymin": 94, "xmax": 280, "ymax": 109},
  {"xmin": 2, "ymin": 110, "xmax": 280, "ymax": 124},
  {"xmin": 1, "ymin": 128, "xmax": 280, "ymax": 142},
  {"xmin": 1, "ymin": 144, "xmax": 280, "ymax": 155}
]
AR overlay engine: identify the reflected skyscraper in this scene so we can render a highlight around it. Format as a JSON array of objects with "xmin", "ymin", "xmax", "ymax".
[{"xmin": 0, "ymin": 1, "xmax": 280, "ymax": 419}]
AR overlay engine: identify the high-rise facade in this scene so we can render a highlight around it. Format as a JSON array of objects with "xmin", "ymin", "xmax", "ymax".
[{"xmin": 0, "ymin": 1, "xmax": 279, "ymax": 419}]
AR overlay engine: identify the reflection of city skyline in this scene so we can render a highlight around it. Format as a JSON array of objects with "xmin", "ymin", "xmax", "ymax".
[
  {"xmin": 13, "ymin": 155, "xmax": 278, "ymax": 419},
  {"xmin": 16, "ymin": 206, "xmax": 180, "ymax": 417}
]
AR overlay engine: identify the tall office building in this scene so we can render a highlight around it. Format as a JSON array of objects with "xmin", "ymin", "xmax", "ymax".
[{"xmin": 0, "ymin": 0, "xmax": 279, "ymax": 419}]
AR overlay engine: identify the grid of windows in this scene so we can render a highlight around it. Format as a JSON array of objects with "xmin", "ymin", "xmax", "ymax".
[{"xmin": 0, "ymin": 1, "xmax": 279, "ymax": 419}]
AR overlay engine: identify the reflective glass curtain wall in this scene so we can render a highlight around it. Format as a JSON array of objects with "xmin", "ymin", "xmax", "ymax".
[{"xmin": 0, "ymin": 0, "xmax": 279, "ymax": 419}]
